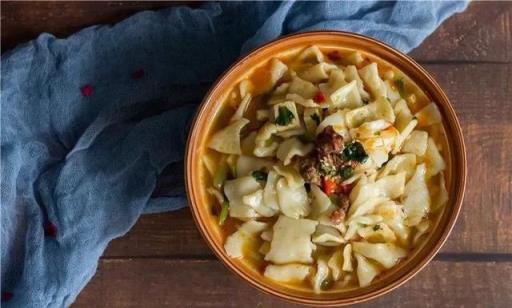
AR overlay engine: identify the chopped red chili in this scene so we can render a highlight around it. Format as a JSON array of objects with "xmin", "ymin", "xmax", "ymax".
[
  {"xmin": 322, "ymin": 178, "xmax": 338, "ymax": 195},
  {"xmin": 313, "ymin": 90, "xmax": 327, "ymax": 104}
]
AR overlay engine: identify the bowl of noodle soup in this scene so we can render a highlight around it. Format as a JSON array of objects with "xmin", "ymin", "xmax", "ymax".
[{"xmin": 185, "ymin": 31, "xmax": 466, "ymax": 306}]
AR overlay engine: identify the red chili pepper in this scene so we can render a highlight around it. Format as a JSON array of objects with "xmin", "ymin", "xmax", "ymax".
[
  {"xmin": 327, "ymin": 50, "xmax": 341, "ymax": 61},
  {"xmin": 322, "ymin": 178, "xmax": 338, "ymax": 195},
  {"xmin": 313, "ymin": 90, "xmax": 327, "ymax": 104}
]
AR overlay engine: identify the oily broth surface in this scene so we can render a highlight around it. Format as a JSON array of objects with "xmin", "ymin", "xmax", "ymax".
[{"xmin": 199, "ymin": 46, "xmax": 449, "ymax": 292}]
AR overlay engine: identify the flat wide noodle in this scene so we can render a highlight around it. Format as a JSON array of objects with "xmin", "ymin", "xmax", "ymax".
[
  {"xmin": 224, "ymin": 176, "xmax": 262, "ymax": 220},
  {"xmin": 402, "ymin": 164, "xmax": 430, "ymax": 226},
  {"xmin": 265, "ymin": 215, "xmax": 318, "ymax": 264},
  {"xmin": 224, "ymin": 221, "xmax": 269, "ymax": 258},
  {"xmin": 264, "ymin": 264, "xmax": 313, "ymax": 282},
  {"xmin": 208, "ymin": 118, "xmax": 249, "ymax": 155},
  {"xmin": 355, "ymin": 253, "xmax": 381, "ymax": 287}
]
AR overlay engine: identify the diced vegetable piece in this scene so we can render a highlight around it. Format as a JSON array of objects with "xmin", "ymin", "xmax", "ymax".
[
  {"xmin": 218, "ymin": 201, "xmax": 230, "ymax": 226},
  {"xmin": 394, "ymin": 78, "xmax": 405, "ymax": 97},
  {"xmin": 213, "ymin": 164, "xmax": 229, "ymax": 189},
  {"xmin": 322, "ymin": 178, "xmax": 338, "ymax": 195}
]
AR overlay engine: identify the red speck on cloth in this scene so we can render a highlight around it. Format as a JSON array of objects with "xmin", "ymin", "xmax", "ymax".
[
  {"xmin": 2, "ymin": 292, "xmax": 13, "ymax": 302},
  {"xmin": 44, "ymin": 221, "xmax": 57, "ymax": 237},
  {"xmin": 131, "ymin": 69, "xmax": 145, "ymax": 79},
  {"xmin": 80, "ymin": 84, "xmax": 94, "ymax": 97}
]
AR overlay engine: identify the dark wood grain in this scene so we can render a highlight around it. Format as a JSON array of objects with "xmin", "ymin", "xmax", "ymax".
[
  {"xmin": 409, "ymin": 1, "xmax": 512, "ymax": 63},
  {"xmin": 73, "ymin": 259, "xmax": 512, "ymax": 307},
  {"xmin": 0, "ymin": 1, "xmax": 201, "ymax": 52},
  {"xmin": 2, "ymin": 2, "xmax": 511, "ymax": 63},
  {"xmin": 101, "ymin": 63, "xmax": 512, "ymax": 257}
]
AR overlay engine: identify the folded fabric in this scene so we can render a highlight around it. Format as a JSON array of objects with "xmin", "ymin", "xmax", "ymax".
[{"xmin": 1, "ymin": 1, "xmax": 469, "ymax": 306}]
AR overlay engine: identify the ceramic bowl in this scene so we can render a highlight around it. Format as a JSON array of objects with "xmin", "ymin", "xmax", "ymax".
[{"xmin": 185, "ymin": 31, "xmax": 466, "ymax": 306}]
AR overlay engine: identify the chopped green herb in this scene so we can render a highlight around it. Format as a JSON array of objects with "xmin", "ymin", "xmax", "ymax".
[
  {"xmin": 275, "ymin": 106, "xmax": 295, "ymax": 126},
  {"xmin": 298, "ymin": 132, "xmax": 315, "ymax": 143},
  {"xmin": 213, "ymin": 164, "xmax": 229, "ymax": 189},
  {"xmin": 373, "ymin": 224, "xmax": 382, "ymax": 231},
  {"xmin": 251, "ymin": 170, "xmax": 268, "ymax": 181},
  {"xmin": 310, "ymin": 113, "xmax": 321, "ymax": 125},
  {"xmin": 218, "ymin": 200, "xmax": 230, "ymax": 226},
  {"xmin": 394, "ymin": 78, "xmax": 406, "ymax": 98},
  {"xmin": 339, "ymin": 166, "xmax": 353, "ymax": 179},
  {"xmin": 342, "ymin": 142, "xmax": 369, "ymax": 163}
]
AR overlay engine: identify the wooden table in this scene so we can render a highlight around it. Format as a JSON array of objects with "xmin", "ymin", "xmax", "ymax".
[{"xmin": 2, "ymin": 2, "xmax": 511, "ymax": 307}]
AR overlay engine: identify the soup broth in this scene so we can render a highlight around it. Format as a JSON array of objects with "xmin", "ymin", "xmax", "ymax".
[{"xmin": 200, "ymin": 45, "xmax": 448, "ymax": 293}]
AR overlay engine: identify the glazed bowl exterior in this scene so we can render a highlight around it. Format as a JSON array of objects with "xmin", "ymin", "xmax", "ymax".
[{"xmin": 185, "ymin": 31, "xmax": 466, "ymax": 306}]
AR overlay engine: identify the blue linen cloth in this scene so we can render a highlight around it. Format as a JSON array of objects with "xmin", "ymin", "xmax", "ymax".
[{"xmin": 1, "ymin": 1, "xmax": 468, "ymax": 306}]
